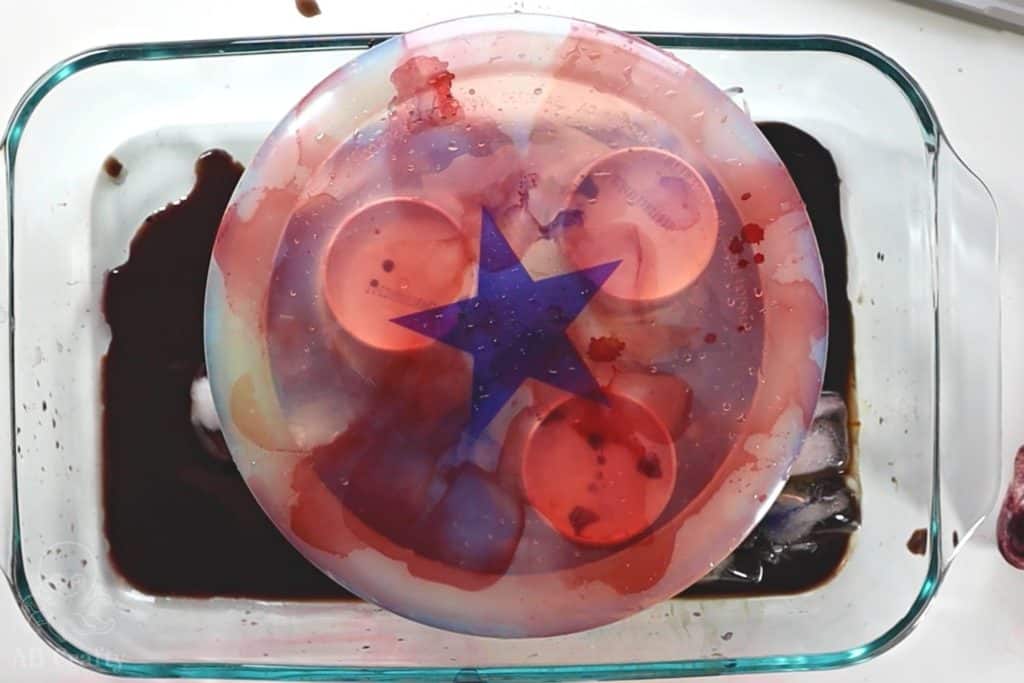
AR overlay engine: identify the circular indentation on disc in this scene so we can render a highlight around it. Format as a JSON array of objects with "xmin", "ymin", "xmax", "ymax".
[
  {"xmin": 562, "ymin": 148, "xmax": 718, "ymax": 302},
  {"xmin": 322, "ymin": 198, "xmax": 475, "ymax": 352},
  {"xmin": 522, "ymin": 393, "xmax": 677, "ymax": 547}
]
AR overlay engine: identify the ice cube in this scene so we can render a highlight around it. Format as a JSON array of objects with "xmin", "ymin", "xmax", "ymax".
[
  {"xmin": 697, "ymin": 473, "xmax": 860, "ymax": 590},
  {"xmin": 760, "ymin": 476, "xmax": 856, "ymax": 546},
  {"xmin": 790, "ymin": 391, "xmax": 848, "ymax": 476},
  {"xmin": 189, "ymin": 375, "xmax": 220, "ymax": 432},
  {"xmin": 189, "ymin": 373, "xmax": 230, "ymax": 462}
]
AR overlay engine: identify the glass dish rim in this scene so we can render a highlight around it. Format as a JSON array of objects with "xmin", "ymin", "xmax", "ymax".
[{"xmin": 1, "ymin": 28, "xmax": 948, "ymax": 681}]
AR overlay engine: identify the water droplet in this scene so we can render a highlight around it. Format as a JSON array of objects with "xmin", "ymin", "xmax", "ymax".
[
  {"xmin": 406, "ymin": 163, "xmax": 416, "ymax": 172},
  {"xmin": 722, "ymin": 402, "xmax": 732, "ymax": 413},
  {"xmin": 753, "ymin": 287, "xmax": 763, "ymax": 298},
  {"xmin": 648, "ymin": 366, "xmax": 658, "ymax": 374},
  {"xmin": 547, "ymin": 368, "xmax": 558, "ymax": 375},
  {"xmin": 533, "ymin": 87, "xmax": 543, "ymax": 95},
  {"xmin": 289, "ymin": 290, "xmax": 297, "ymax": 297},
  {"xmin": 468, "ymin": 88, "xmax": 476, "ymax": 95},
  {"xmin": 399, "ymin": 278, "xmax": 409, "ymax": 290},
  {"xmin": 726, "ymin": 297, "xmax": 736, "ymax": 307}
]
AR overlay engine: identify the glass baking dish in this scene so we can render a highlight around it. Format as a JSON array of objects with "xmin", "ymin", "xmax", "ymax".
[{"xmin": 0, "ymin": 29, "xmax": 1001, "ymax": 680}]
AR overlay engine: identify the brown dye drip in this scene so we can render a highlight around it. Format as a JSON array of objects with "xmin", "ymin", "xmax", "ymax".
[
  {"xmin": 102, "ymin": 123, "xmax": 856, "ymax": 601},
  {"xmin": 906, "ymin": 528, "xmax": 928, "ymax": 556},
  {"xmin": 102, "ymin": 155, "xmax": 125, "ymax": 180},
  {"xmin": 294, "ymin": 0, "xmax": 321, "ymax": 19}
]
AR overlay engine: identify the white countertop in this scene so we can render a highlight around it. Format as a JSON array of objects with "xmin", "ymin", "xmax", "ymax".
[{"xmin": 1, "ymin": 0, "xmax": 1022, "ymax": 680}]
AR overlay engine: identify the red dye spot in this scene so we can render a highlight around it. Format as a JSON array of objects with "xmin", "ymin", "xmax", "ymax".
[
  {"xmin": 728, "ymin": 236, "xmax": 744, "ymax": 254},
  {"xmin": 587, "ymin": 335, "xmax": 626, "ymax": 362},
  {"xmin": 369, "ymin": 279, "xmax": 379, "ymax": 288},
  {"xmin": 704, "ymin": 333, "xmax": 717, "ymax": 344},
  {"xmin": 568, "ymin": 506, "xmax": 600, "ymax": 536},
  {"xmin": 586, "ymin": 432, "xmax": 605, "ymax": 450},
  {"xmin": 740, "ymin": 192, "xmax": 751, "ymax": 201},
  {"xmin": 381, "ymin": 259, "xmax": 395, "ymax": 273},
  {"xmin": 737, "ymin": 259, "xmax": 748, "ymax": 269},
  {"xmin": 389, "ymin": 56, "xmax": 461, "ymax": 131},
  {"xmin": 753, "ymin": 253, "xmax": 765, "ymax": 264},
  {"xmin": 741, "ymin": 223, "xmax": 765, "ymax": 244},
  {"xmin": 736, "ymin": 324, "xmax": 747, "ymax": 333},
  {"xmin": 636, "ymin": 453, "xmax": 662, "ymax": 479}
]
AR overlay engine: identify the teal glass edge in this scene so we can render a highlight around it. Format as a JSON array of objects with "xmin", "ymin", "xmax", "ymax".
[{"xmin": 2, "ymin": 30, "xmax": 946, "ymax": 681}]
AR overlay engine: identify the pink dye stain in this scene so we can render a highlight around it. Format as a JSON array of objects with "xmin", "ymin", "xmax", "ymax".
[{"xmin": 740, "ymin": 222, "xmax": 765, "ymax": 244}]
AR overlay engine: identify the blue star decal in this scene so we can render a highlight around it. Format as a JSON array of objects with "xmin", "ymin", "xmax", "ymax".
[{"xmin": 392, "ymin": 208, "xmax": 620, "ymax": 436}]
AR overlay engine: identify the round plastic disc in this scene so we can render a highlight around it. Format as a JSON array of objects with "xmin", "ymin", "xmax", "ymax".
[{"xmin": 205, "ymin": 13, "xmax": 827, "ymax": 637}]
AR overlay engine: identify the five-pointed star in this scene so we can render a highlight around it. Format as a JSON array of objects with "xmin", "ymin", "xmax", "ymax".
[{"xmin": 391, "ymin": 208, "xmax": 620, "ymax": 436}]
